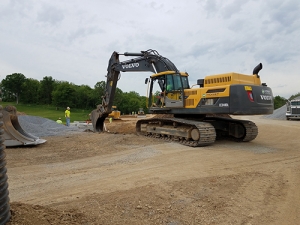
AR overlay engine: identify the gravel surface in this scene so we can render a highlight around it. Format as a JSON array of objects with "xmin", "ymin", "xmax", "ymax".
[
  {"xmin": 6, "ymin": 115, "xmax": 300, "ymax": 225},
  {"xmin": 16, "ymin": 103, "xmax": 289, "ymax": 140},
  {"xmin": 18, "ymin": 115, "xmax": 82, "ymax": 137}
]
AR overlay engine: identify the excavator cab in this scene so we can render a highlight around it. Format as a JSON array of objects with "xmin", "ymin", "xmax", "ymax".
[{"xmin": 148, "ymin": 71, "xmax": 189, "ymax": 109}]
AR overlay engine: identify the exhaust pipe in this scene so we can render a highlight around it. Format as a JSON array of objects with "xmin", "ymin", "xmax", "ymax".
[{"xmin": 253, "ymin": 63, "xmax": 263, "ymax": 78}]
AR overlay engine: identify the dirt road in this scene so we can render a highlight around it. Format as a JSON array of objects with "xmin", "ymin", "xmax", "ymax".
[{"xmin": 5, "ymin": 116, "xmax": 300, "ymax": 225}]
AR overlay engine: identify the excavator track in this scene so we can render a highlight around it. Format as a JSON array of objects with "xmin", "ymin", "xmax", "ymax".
[
  {"xmin": 204, "ymin": 117, "xmax": 258, "ymax": 142},
  {"xmin": 238, "ymin": 120, "xmax": 258, "ymax": 142},
  {"xmin": 136, "ymin": 118, "xmax": 216, "ymax": 147}
]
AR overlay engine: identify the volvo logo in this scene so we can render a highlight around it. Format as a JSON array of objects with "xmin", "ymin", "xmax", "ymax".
[
  {"xmin": 122, "ymin": 63, "xmax": 139, "ymax": 69},
  {"xmin": 260, "ymin": 95, "xmax": 272, "ymax": 100}
]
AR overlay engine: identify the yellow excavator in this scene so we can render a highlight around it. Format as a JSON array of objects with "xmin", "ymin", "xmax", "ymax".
[
  {"xmin": 108, "ymin": 106, "xmax": 121, "ymax": 119},
  {"xmin": 91, "ymin": 49, "xmax": 273, "ymax": 147},
  {"xmin": 137, "ymin": 108, "xmax": 146, "ymax": 118}
]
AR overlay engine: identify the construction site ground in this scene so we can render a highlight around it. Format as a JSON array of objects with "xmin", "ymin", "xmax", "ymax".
[{"xmin": 5, "ymin": 115, "xmax": 300, "ymax": 225}]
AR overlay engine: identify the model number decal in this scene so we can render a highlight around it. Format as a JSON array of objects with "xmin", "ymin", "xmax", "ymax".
[
  {"xmin": 206, "ymin": 93, "xmax": 219, "ymax": 96},
  {"xmin": 219, "ymin": 103, "xmax": 229, "ymax": 107},
  {"xmin": 122, "ymin": 63, "xmax": 139, "ymax": 69}
]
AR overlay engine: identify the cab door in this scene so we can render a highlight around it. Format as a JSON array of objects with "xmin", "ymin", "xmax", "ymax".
[{"xmin": 164, "ymin": 74, "xmax": 185, "ymax": 108}]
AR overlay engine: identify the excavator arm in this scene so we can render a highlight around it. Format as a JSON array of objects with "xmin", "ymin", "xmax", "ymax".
[{"xmin": 91, "ymin": 49, "xmax": 180, "ymax": 132}]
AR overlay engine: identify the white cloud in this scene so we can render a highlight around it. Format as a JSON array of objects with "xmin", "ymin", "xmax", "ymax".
[
  {"xmin": 37, "ymin": 4, "xmax": 64, "ymax": 25},
  {"xmin": 0, "ymin": 0, "xmax": 299, "ymax": 99}
]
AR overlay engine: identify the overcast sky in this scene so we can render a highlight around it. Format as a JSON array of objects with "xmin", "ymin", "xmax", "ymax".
[{"xmin": 1, "ymin": 0, "xmax": 299, "ymax": 98}]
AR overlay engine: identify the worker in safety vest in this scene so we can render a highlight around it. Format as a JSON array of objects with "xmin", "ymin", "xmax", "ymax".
[
  {"xmin": 56, "ymin": 117, "xmax": 63, "ymax": 124},
  {"xmin": 65, "ymin": 107, "xmax": 71, "ymax": 126}
]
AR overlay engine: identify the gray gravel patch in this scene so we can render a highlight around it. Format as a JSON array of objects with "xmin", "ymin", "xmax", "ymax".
[
  {"xmin": 263, "ymin": 96, "xmax": 300, "ymax": 120},
  {"xmin": 262, "ymin": 105, "xmax": 286, "ymax": 120},
  {"xmin": 18, "ymin": 115, "xmax": 82, "ymax": 137}
]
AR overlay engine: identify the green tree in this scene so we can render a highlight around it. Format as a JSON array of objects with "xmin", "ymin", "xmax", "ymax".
[
  {"xmin": 21, "ymin": 78, "xmax": 41, "ymax": 104},
  {"xmin": 0, "ymin": 82, "xmax": 14, "ymax": 102},
  {"xmin": 91, "ymin": 81, "xmax": 106, "ymax": 106},
  {"xmin": 0, "ymin": 73, "xmax": 149, "ymax": 113},
  {"xmin": 1, "ymin": 73, "xmax": 26, "ymax": 104},
  {"xmin": 52, "ymin": 81, "xmax": 77, "ymax": 108},
  {"xmin": 112, "ymin": 87, "xmax": 124, "ymax": 107},
  {"xmin": 39, "ymin": 76, "xmax": 56, "ymax": 104},
  {"xmin": 118, "ymin": 91, "xmax": 144, "ymax": 114},
  {"xmin": 139, "ymin": 96, "xmax": 148, "ymax": 113},
  {"xmin": 74, "ymin": 85, "xmax": 94, "ymax": 109},
  {"xmin": 273, "ymin": 95, "xmax": 287, "ymax": 109},
  {"xmin": 289, "ymin": 92, "xmax": 300, "ymax": 100}
]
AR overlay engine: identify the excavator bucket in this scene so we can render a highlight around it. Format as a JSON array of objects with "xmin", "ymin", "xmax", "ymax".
[
  {"xmin": 1, "ymin": 106, "xmax": 46, "ymax": 147},
  {"xmin": 90, "ymin": 108, "xmax": 108, "ymax": 132}
]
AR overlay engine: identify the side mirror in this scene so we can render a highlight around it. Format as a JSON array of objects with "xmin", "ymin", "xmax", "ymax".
[{"xmin": 197, "ymin": 79, "xmax": 204, "ymax": 87}]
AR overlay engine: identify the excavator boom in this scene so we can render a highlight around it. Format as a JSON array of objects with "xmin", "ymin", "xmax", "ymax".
[{"xmin": 90, "ymin": 49, "xmax": 182, "ymax": 132}]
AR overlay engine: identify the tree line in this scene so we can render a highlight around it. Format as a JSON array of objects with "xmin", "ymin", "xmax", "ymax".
[
  {"xmin": 0, "ymin": 73, "xmax": 147, "ymax": 114},
  {"xmin": 1, "ymin": 73, "xmax": 299, "ymax": 113},
  {"xmin": 273, "ymin": 93, "xmax": 300, "ymax": 109}
]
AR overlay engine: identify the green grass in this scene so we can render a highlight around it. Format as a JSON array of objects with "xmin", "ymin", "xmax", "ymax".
[{"xmin": 0, "ymin": 102, "xmax": 92, "ymax": 124}]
